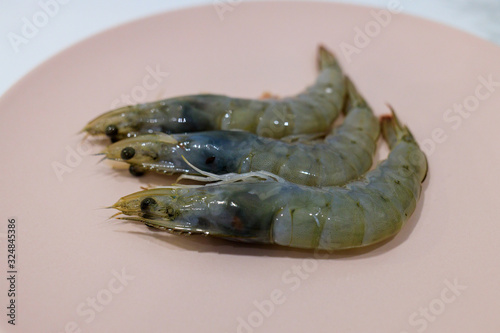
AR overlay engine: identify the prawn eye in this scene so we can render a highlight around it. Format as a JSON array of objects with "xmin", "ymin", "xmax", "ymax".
[
  {"xmin": 105, "ymin": 125, "xmax": 118, "ymax": 137},
  {"xmin": 140, "ymin": 197, "xmax": 157, "ymax": 211},
  {"xmin": 121, "ymin": 147, "xmax": 135, "ymax": 160}
]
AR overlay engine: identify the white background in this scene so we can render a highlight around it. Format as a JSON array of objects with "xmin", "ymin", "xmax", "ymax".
[{"xmin": 1, "ymin": 0, "xmax": 500, "ymax": 97}]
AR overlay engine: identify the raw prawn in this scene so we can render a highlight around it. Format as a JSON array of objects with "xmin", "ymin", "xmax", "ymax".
[
  {"xmin": 83, "ymin": 46, "xmax": 345, "ymax": 141},
  {"xmin": 112, "ymin": 111, "xmax": 427, "ymax": 250},
  {"xmin": 102, "ymin": 77, "xmax": 379, "ymax": 186}
]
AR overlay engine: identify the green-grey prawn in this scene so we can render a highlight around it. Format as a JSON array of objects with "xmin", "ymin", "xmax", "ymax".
[
  {"xmin": 101, "ymin": 77, "xmax": 379, "ymax": 186},
  {"xmin": 83, "ymin": 46, "xmax": 345, "ymax": 142},
  {"xmin": 112, "ymin": 111, "xmax": 428, "ymax": 250}
]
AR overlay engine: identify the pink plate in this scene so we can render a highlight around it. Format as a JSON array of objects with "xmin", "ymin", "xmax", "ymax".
[{"xmin": 1, "ymin": 2, "xmax": 500, "ymax": 332}]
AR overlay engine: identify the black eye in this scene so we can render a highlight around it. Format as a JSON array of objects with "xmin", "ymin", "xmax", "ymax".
[
  {"xmin": 140, "ymin": 197, "xmax": 157, "ymax": 211},
  {"xmin": 105, "ymin": 125, "xmax": 118, "ymax": 137},
  {"xmin": 121, "ymin": 147, "xmax": 135, "ymax": 160},
  {"xmin": 205, "ymin": 156, "xmax": 216, "ymax": 164}
]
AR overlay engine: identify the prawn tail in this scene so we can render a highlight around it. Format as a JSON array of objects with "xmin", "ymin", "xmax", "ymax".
[
  {"xmin": 317, "ymin": 45, "xmax": 339, "ymax": 70},
  {"xmin": 343, "ymin": 76, "xmax": 368, "ymax": 114},
  {"xmin": 380, "ymin": 106, "xmax": 415, "ymax": 149}
]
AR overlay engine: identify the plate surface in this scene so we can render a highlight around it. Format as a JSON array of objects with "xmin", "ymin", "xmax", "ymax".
[{"xmin": 1, "ymin": 2, "xmax": 500, "ymax": 332}]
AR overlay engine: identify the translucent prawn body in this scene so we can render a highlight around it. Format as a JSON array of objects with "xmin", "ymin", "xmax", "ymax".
[
  {"xmin": 84, "ymin": 46, "xmax": 345, "ymax": 142},
  {"xmin": 113, "ymin": 113, "xmax": 427, "ymax": 250},
  {"xmin": 102, "ymin": 77, "xmax": 379, "ymax": 186}
]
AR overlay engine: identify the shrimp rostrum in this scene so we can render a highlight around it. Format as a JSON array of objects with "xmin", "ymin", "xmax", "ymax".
[
  {"xmin": 83, "ymin": 46, "xmax": 345, "ymax": 141},
  {"xmin": 112, "ymin": 112, "xmax": 428, "ymax": 250},
  {"xmin": 102, "ymin": 77, "xmax": 379, "ymax": 186}
]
